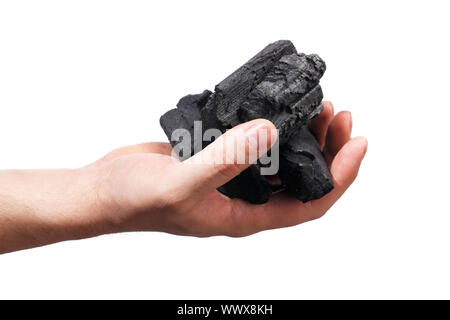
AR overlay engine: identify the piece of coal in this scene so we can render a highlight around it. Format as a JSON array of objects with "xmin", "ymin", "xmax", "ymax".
[
  {"xmin": 176, "ymin": 90, "xmax": 211, "ymax": 124},
  {"xmin": 201, "ymin": 40, "xmax": 297, "ymax": 130},
  {"xmin": 159, "ymin": 40, "xmax": 334, "ymax": 204},
  {"xmin": 160, "ymin": 90, "xmax": 212, "ymax": 157},
  {"xmin": 217, "ymin": 166, "xmax": 271, "ymax": 204},
  {"xmin": 239, "ymin": 53, "xmax": 326, "ymax": 145},
  {"xmin": 279, "ymin": 126, "xmax": 334, "ymax": 202}
]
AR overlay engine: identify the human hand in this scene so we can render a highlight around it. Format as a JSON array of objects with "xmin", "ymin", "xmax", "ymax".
[
  {"xmin": 0, "ymin": 101, "xmax": 366, "ymax": 254},
  {"xmin": 89, "ymin": 101, "xmax": 367, "ymax": 237}
]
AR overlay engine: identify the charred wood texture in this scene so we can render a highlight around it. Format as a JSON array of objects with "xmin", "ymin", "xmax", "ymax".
[{"xmin": 160, "ymin": 40, "xmax": 333, "ymax": 204}]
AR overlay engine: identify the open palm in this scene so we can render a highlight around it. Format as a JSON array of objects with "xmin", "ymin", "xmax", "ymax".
[{"xmin": 89, "ymin": 101, "xmax": 367, "ymax": 237}]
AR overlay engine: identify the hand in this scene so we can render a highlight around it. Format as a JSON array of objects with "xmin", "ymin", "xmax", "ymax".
[
  {"xmin": 89, "ymin": 101, "xmax": 367, "ymax": 237},
  {"xmin": 0, "ymin": 101, "xmax": 366, "ymax": 254}
]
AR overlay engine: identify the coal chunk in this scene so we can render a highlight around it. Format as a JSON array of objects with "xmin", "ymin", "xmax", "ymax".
[
  {"xmin": 176, "ymin": 90, "xmax": 211, "ymax": 124},
  {"xmin": 159, "ymin": 40, "xmax": 334, "ymax": 204},
  {"xmin": 217, "ymin": 166, "xmax": 271, "ymax": 204},
  {"xmin": 239, "ymin": 53, "xmax": 326, "ymax": 144},
  {"xmin": 160, "ymin": 90, "xmax": 212, "ymax": 156},
  {"xmin": 279, "ymin": 126, "xmax": 333, "ymax": 202},
  {"xmin": 201, "ymin": 40, "xmax": 297, "ymax": 130}
]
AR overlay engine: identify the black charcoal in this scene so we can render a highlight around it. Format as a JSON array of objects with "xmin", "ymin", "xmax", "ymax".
[
  {"xmin": 201, "ymin": 40, "xmax": 296, "ymax": 129},
  {"xmin": 159, "ymin": 40, "xmax": 334, "ymax": 204},
  {"xmin": 239, "ymin": 53, "xmax": 326, "ymax": 144},
  {"xmin": 217, "ymin": 166, "xmax": 271, "ymax": 204},
  {"xmin": 279, "ymin": 126, "xmax": 333, "ymax": 202},
  {"xmin": 160, "ymin": 90, "xmax": 212, "ymax": 155}
]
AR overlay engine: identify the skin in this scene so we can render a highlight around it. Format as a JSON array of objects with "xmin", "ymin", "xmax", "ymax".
[{"xmin": 0, "ymin": 101, "xmax": 367, "ymax": 254}]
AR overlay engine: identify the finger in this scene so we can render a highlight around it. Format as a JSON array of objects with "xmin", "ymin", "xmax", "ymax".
[
  {"xmin": 227, "ymin": 136, "xmax": 367, "ymax": 235},
  {"xmin": 174, "ymin": 119, "xmax": 278, "ymax": 202},
  {"xmin": 308, "ymin": 101, "xmax": 334, "ymax": 148},
  {"xmin": 324, "ymin": 111, "xmax": 352, "ymax": 165},
  {"xmin": 308, "ymin": 136, "xmax": 368, "ymax": 217}
]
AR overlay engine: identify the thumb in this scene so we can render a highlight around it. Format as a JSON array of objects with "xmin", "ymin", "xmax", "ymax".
[{"xmin": 176, "ymin": 119, "xmax": 278, "ymax": 201}]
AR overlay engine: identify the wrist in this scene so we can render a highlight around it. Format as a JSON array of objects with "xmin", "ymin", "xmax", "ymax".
[
  {"xmin": 65, "ymin": 167, "xmax": 119, "ymax": 239},
  {"xmin": 0, "ymin": 168, "xmax": 114, "ymax": 253},
  {"xmin": 32, "ymin": 168, "xmax": 114, "ymax": 242}
]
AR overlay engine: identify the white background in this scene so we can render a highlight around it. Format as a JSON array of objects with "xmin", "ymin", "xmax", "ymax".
[{"xmin": 0, "ymin": 0, "xmax": 449, "ymax": 299}]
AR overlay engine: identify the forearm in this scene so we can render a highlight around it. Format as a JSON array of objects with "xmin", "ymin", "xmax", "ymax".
[{"xmin": 0, "ymin": 168, "xmax": 108, "ymax": 254}]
